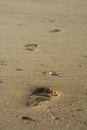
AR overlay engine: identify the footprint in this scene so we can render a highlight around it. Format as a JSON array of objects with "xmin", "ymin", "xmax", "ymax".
[
  {"xmin": 16, "ymin": 68, "xmax": 23, "ymax": 71},
  {"xmin": 49, "ymin": 29, "xmax": 61, "ymax": 33},
  {"xmin": 82, "ymin": 55, "xmax": 87, "ymax": 58},
  {"xmin": 0, "ymin": 80, "xmax": 3, "ymax": 83},
  {"xmin": 25, "ymin": 44, "xmax": 38, "ymax": 51},
  {"xmin": 48, "ymin": 19, "xmax": 56, "ymax": 23},
  {"xmin": 26, "ymin": 87, "xmax": 58, "ymax": 107},
  {"xmin": 0, "ymin": 60, "xmax": 6, "ymax": 65}
]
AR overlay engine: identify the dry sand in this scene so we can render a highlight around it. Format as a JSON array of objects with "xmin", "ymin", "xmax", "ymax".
[{"xmin": 0, "ymin": 0, "xmax": 87, "ymax": 130}]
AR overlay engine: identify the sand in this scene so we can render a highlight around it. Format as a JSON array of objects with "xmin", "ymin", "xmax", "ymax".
[{"xmin": 0, "ymin": 0, "xmax": 87, "ymax": 130}]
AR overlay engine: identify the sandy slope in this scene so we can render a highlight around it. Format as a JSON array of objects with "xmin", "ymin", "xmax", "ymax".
[{"xmin": 0, "ymin": 0, "xmax": 87, "ymax": 130}]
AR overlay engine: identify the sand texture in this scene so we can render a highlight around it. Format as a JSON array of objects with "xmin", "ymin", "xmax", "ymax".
[{"xmin": 0, "ymin": 0, "xmax": 87, "ymax": 130}]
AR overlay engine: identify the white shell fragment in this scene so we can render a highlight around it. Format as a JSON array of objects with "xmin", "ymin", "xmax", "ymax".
[{"xmin": 48, "ymin": 71, "xmax": 58, "ymax": 76}]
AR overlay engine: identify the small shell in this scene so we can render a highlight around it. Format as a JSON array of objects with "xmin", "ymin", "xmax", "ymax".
[
  {"xmin": 51, "ymin": 90, "xmax": 58, "ymax": 96},
  {"xmin": 48, "ymin": 71, "xmax": 58, "ymax": 76}
]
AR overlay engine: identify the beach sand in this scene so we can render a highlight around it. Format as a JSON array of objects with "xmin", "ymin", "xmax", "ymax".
[{"xmin": 0, "ymin": 0, "xmax": 87, "ymax": 130}]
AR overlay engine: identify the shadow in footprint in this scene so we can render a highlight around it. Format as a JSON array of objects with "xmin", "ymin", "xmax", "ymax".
[
  {"xmin": 26, "ymin": 87, "xmax": 58, "ymax": 107},
  {"xmin": 31, "ymin": 87, "xmax": 58, "ymax": 97},
  {"xmin": 21, "ymin": 116, "xmax": 38, "ymax": 122},
  {"xmin": 25, "ymin": 44, "xmax": 38, "ymax": 51}
]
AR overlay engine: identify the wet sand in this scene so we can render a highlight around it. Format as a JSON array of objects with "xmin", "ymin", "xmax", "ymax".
[{"xmin": 0, "ymin": 0, "xmax": 87, "ymax": 130}]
